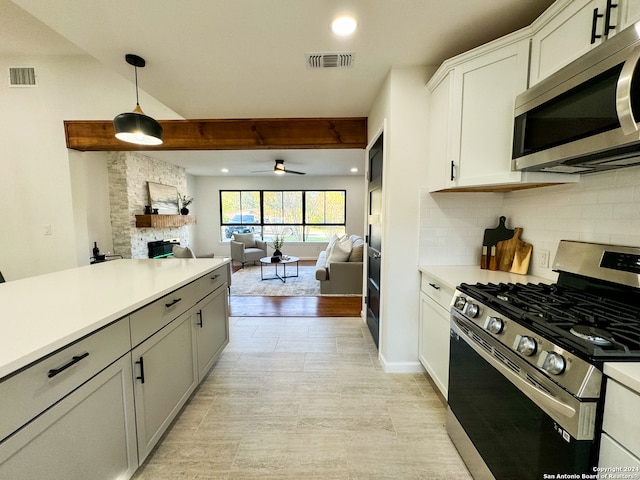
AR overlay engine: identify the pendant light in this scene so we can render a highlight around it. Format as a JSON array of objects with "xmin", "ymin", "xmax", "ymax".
[{"xmin": 113, "ymin": 54, "xmax": 163, "ymax": 146}]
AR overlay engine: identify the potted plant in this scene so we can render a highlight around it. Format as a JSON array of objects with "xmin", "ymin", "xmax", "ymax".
[
  {"xmin": 271, "ymin": 234, "xmax": 285, "ymax": 257},
  {"xmin": 179, "ymin": 193, "xmax": 193, "ymax": 215},
  {"xmin": 270, "ymin": 227, "xmax": 292, "ymax": 257}
]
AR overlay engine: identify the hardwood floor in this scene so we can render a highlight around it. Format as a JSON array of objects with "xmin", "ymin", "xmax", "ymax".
[
  {"xmin": 230, "ymin": 259, "xmax": 363, "ymax": 317},
  {"xmin": 229, "ymin": 295, "xmax": 363, "ymax": 317}
]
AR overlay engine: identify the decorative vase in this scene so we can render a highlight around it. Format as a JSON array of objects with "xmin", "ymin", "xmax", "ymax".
[
  {"xmin": 180, "ymin": 207, "xmax": 189, "ymax": 215},
  {"xmin": 273, "ymin": 249, "xmax": 282, "ymax": 257}
]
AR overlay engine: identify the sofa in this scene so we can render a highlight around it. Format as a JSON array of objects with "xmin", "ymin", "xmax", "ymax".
[{"xmin": 314, "ymin": 234, "xmax": 364, "ymax": 294}]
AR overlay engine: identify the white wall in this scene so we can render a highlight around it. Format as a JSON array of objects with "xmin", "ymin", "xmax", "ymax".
[
  {"xmin": 69, "ymin": 151, "xmax": 114, "ymax": 264},
  {"xmin": 368, "ymin": 66, "xmax": 434, "ymax": 372},
  {"xmin": 0, "ymin": 53, "xmax": 181, "ymax": 280},
  {"xmin": 193, "ymin": 174, "xmax": 366, "ymax": 259}
]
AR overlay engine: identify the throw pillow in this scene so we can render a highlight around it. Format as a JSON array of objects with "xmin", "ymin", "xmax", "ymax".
[
  {"xmin": 326, "ymin": 236, "xmax": 353, "ymax": 266},
  {"xmin": 349, "ymin": 236, "xmax": 364, "ymax": 262},
  {"xmin": 325, "ymin": 233, "xmax": 340, "ymax": 255},
  {"xmin": 233, "ymin": 233, "xmax": 256, "ymax": 248}
]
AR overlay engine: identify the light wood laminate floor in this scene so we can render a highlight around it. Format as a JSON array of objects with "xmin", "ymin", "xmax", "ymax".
[{"xmin": 132, "ymin": 316, "xmax": 472, "ymax": 480}]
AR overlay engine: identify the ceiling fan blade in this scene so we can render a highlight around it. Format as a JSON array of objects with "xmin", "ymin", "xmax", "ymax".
[{"xmin": 285, "ymin": 169, "xmax": 306, "ymax": 175}]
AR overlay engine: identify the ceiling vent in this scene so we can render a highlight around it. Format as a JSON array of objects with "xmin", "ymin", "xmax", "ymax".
[
  {"xmin": 9, "ymin": 67, "xmax": 37, "ymax": 87},
  {"xmin": 306, "ymin": 52, "xmax": 354, "ymax": 69}
]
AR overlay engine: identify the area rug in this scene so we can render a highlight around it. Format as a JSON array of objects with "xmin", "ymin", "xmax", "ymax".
[{"xmin": 229, "ymin": 264, "xmax": 321, "ymax": 296}]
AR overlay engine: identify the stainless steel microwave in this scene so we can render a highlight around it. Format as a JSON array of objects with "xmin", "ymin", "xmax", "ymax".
[{"xmin": 513, "ymin": 22, "xmax": 640, "ymax": 174}]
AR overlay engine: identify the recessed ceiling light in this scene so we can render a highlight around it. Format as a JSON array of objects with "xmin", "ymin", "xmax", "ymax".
[
  {"xmin": 331, "ymin": 16, "xmax": 357, "ymax": 36},
  {"xmin": 221, "ymin": 168, "xmax": 229, "ymax": 173},
  {"xmin": 350, "ymin": 167, "xmax": 358, "ymax": 173}
]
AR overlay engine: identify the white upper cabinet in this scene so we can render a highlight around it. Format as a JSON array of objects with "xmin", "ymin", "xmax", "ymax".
[
  {"xmin": 530, "ymin": 0, "xmax": 639, "ymax": 86},
  {"xmin": 427, "ymin": 29, "xmax": 576, "ymax": 192}
]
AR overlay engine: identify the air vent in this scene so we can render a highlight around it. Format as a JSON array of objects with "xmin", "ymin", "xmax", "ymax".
[
  {"xmin": 306, "ymin": 52, "xmax": 354, "ymax": 68},
  {"xmin": 9, "ymin": 67, "xmax": 36, "ymax": 86}
]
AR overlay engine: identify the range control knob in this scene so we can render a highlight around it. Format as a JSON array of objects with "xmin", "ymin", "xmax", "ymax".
[
  {"xmin": 454, "ymin": 296, "xmax": 467, "ymax": 311},
  {"xmin": 516, "ymin": 336, "xmax": 537, "ymax": 356},
  {"xmin": 466, "ymin": 302, "xmax": 480, "ymax": 318},
  {"xmin": 485, "ymin": 316, "xmax": 504, "ymax": 334},
  {"xmin": 542, "ymin": 352, "xmax": 566, "ymax": 375}
]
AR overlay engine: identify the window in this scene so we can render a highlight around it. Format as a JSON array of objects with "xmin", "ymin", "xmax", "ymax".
[{"xmin": 220, "ymin": 190, "xmax": 346, "ymax": 242}]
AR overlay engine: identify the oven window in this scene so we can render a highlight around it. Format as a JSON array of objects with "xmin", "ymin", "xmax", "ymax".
[{"xmin": 448, "ymin": 328, "xmax": 596, "ymax": 479}]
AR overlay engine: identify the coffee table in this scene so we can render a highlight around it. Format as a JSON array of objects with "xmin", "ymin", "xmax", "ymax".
[{"xmin": 259, "ymin": 256, "xmax": 299, "ymax": 282}]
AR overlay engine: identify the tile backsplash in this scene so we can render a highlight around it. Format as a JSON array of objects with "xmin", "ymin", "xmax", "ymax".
[{"xmin": 419, "ymin": 166, "xmax": 640, "ymax": 279}]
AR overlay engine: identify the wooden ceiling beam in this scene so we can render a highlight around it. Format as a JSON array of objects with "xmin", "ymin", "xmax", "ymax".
[{"xmin": 64, "ymin": 117, "xmax": 368, "ymax": 151}]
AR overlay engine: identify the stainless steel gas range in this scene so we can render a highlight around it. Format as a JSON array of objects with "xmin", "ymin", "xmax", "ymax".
[{"xmin": 447, "ymin": 240, "xmax": 640, "ymax": 480}]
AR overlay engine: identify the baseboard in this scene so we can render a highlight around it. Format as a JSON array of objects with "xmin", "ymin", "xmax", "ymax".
[{"xmin": 378, "ymin": 352, "xmax": 426, "ymax": 373}]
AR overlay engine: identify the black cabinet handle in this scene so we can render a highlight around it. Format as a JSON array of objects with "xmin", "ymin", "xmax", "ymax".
[
  {"xmin": 210, "ymin": 274, "xmax": 220, "ymax": 281},
  {"xmin": 135, "ymin": 356, "xmax": 145, "ymax": 384},
  {"xmin": 604, "ymin": 0, "xmax": 618, "ymax": 36},
  {"xmin": 196, "ymin": 310, "xmax": 203, "ymax": 328},
  {"xmin": 428, "ymin": 282, "xmax": 440, "ymax": 290},
  {"xmin": 591, "ymin": 8, "xmax": 604, "ymax": 44},
  {"xmin": 47, "ymin": 352, "xmax": 90, "ymax": 378},
  {"xmin": 450, "ymin": 161, "xmax": 455, "ymax": 181},
  {"xmin": 165, "ymin": 298, "xmax": 182, "ymax": 308}
]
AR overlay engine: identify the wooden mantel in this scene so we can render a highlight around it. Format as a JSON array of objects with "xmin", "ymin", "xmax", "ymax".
[
  {"xmin": 135, "ymin": 214, "xmax": 196, "ymax": 228},
  {"xmin": 64, "ymin": 117, "xmax": 367, "ymax": 151}
]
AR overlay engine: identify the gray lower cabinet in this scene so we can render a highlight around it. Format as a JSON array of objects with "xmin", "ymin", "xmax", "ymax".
[
  {"xmin": 132, "ymin": 309, "xmax": 198, "ymax": 463},
  {"xmin": 0, "ymin": 354, "xmax": 138, "ymax": 480},
  {"xmin": 0, "ymin": 264, "xmax": 230, "ymax": 478},
  {"xmin": 195, "ymin": 284, "xmax": 229, "ymax": 383}
]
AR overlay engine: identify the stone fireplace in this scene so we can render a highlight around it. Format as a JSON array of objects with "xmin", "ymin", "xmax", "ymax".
[{"xmin": 108, "ymin": 151, "xmax": 191, "ymax": 259}]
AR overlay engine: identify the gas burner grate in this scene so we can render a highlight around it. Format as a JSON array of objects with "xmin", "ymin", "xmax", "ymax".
[{"xmin": 458, "ymin": 281, "xmax": 640, "ymax": 357}]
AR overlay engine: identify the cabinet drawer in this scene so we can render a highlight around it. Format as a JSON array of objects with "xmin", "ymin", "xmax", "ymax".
[
  {"xmin": 603, "ymin": 379, "xmax": 640, "ymax": 458},
  {"xmin": 420, "ymin": 272, "xmax": 455, "ymax": 309},
  {"xmin": 193, "ymin": 265, "xmax": 228, "ymax": 301},
  {"xmin": 0, "ymin": 318, "xmax": 130, "ymax": 443},
  {"xmin": 599, "ymin": 433, "xmax": 640, "ymax": 472},
  {"xmin": 130, "ymin": 282, "xmax": 196, "ymax": 346}
]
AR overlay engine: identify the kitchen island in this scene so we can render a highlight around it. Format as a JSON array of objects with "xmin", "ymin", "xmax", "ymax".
[{"xmin": 0, "ymin": 258, "xmax": 230, "ymax": 479}]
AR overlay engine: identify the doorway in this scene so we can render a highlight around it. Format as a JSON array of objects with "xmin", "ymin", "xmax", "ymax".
[{"xmin": 366, "ymin": 133, "xmax": 383, "ymax": 348}]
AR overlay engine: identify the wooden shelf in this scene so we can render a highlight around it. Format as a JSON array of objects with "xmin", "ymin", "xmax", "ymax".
[{"xmin": 135, "ymin": 215, "xmax": 196, "ymax": 228}]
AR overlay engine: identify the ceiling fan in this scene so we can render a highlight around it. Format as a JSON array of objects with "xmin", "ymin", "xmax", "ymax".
[{"xmin": 252, "ymin": 159, "xmax": 306, "ymax": 175}]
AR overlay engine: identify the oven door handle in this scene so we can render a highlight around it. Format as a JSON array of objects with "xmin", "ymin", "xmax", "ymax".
[
  {"xmin": 616, "ymin": 45, "xmax": 640, "ymax": 136},
  {"xmin": 451, "ymin": 321, "xmax": 576, "ymax": 420}
]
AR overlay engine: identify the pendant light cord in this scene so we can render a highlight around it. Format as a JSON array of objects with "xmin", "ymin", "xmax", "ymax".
[{"xmin": 134, "ymin": 65, "xmax": 140, "ymax": 107}]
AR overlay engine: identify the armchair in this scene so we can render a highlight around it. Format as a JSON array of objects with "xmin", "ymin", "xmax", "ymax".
[{"xmin": 230, "ymin": 233, "xmax": 267, "ymax": 268}]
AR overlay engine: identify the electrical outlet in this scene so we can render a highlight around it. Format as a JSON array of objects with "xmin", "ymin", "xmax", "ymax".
[
  {"xmin": 43, "ymin": 224, "xmax": 52, "ymax": 235},
  {"xmin": 538, "ymin": 249, "xmax": 550, "ymax": 268}
]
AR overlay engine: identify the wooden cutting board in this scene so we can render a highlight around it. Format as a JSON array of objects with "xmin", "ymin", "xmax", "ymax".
[
  {"xmin": 511, "ymin": 241, "xmax": 533, "ymax": 274},
  {"xmin": 481, "ymin": 216, "xmax": 514, "ymax": 269},
  {"xmin": 482, "ymin": 216, "xmax": 514, "ymax": 250},
  {"xmin": 496, "ymin": 227, "xmax": 523, "ymax": 271}
]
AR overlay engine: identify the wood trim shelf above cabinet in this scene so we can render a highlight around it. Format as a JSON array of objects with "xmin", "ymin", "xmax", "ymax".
[{"xmin": 135, "ymin": 215, "xmax": 196, "ymax": 228}]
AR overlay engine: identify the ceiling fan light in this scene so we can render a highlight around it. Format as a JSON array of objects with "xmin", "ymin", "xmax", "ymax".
[
  {"xmin": 114, "ymin": 111, "xmax": 163, "ymax": 146},
  {"xmin": 274, "ymin": 160, "xmax": 286, "ymax": 174}
]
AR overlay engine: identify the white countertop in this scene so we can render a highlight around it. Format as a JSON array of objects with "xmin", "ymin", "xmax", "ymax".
[
  {"xmin": 0, "ymin": 258, "xmax": 229, "ymax": 380},
  {"xmin": 418, "ymin": 264, "xmax": 555, "ymax": 290},
  {"xmin": 604, "ymin": 363, "xmax": 640, "ymax": 394}
]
